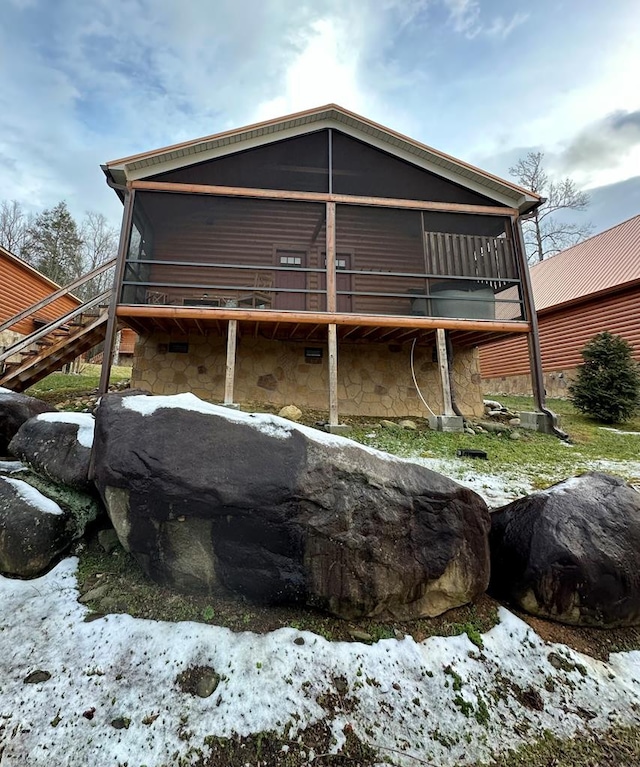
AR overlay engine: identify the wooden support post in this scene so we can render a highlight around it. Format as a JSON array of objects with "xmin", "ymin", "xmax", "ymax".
[
  {"xmin": 99, "ymin": 190, "xmax": 135, "ymax": 396},
  {"xmin": 224, "ymin": 319, "xmax": 238, "ymax": 405},
  {"xmin": 326, "ymin": 202, "xmax": 336, "ymax": 313},
  {"xmin": 436, "ymin": 328, "xmax": 454, "ymax": 416},
  {"xmin": 328, "ymin": 323, "xmax": 339, "ymax": 426}
]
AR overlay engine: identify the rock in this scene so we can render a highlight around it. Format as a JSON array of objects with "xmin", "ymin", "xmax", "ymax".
[
  {"xmin": 0, "ymin": 392, "xmax": 54, "ymax": 455},
  {"xmin": 487, "ymin": 409, "xmax": 504, "ymax": 418},
  {"xmin": 509, "ymin": 418, "xmax": 521, "ymax": 427},
  {"xmin": 23, "ymin": 670, "xmax": 51, "ymax": 684},
  {"xmin": 509, "ymin": 431, "xmax": 521, "ymax": 440},
  {"xmin": 9, "ymin": 412, "xmax": 94, "ymax": 491},
  {"xmin": 0, "ymin": 473, "xmax": 101, "ymax": 577},
  {"xmin": 464, "ymin": 428, "xmax": 476, "ymax": 436},
  {"xmin": 380, "ymin": 419, "xmax": 401, "ymax": 430},
  {"xmin": 483, "ymin": 399, "xmax": 503, "ymax": 411},
  {"xmin": 399, "ymin": 420, "xmax": 418, "ymax": 431},
  {"xmin": 111, "ymin": 717, "xmax": 130, "ymax": 730},
  {"xmin": 93, "ymin": 393, "xmax": 491, "ymax": 621},
  {"xmin": 489, "ymin": 472, "xmax": 640, "ymax": 627},
  {"xmin": 196, "ymin": 669, "xmax": 220, "ymax": 698},
  {"xmin": 278, "ymin": 405, "xmax": 303, "ymax": 422},
  {"xmin": 79, "ymin": 584, "xmax": 111, "ymax": 604},
  {"xmin": 348, "ymin": 629, "xmax": 373, "ymax": 642},
  {"xmin": 98, "ymin": 528, "xmax": 121, "ymax": 554},
  {"xmin": 478, "ymin": 421, "xmax": 510, "ymax": 434}
]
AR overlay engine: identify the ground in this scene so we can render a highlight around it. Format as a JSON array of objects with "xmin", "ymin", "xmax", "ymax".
[{"xmin": 2, "ymin": 375, "xmax": 640, "ymax": 765}]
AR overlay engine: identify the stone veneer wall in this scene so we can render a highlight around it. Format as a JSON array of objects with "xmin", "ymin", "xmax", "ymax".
[
  {"xmin": 131, "ymin": 332, "xmax": 484, "ymax": 418},
  {"xmin": 483, "ymin": 368, "xmax": 577, "ymax": 399},
  {"xmin": 0, "ymin": 329, "xmax": 24, "ymax": 364}
]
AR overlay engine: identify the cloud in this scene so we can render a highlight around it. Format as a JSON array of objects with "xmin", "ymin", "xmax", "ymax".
[
  {"xmin": 560, "ymin": 110, "xmax": 640, "ymax": 174},
  {"xmin": 442, "ymin": 0, "xmax": 527, "ymax": 39}
]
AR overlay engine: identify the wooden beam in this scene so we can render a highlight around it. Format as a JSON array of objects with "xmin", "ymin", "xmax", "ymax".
[
  {"xmin": 328, "ymin": 324, "xmax": 339, "ymax": 426},
  {"xmin": 99, "ymin": 190, "xmax": 135, "ymax": 395},
  {"xmin": 129, "ymin": 180, "xmax": 518, "ymax": 218},
  {"xmin": 116, "ymin": 305, "xmax": 531, "ymax": 334},
  {"xmin": 224, "ymin": 320, "xmax": 238, "ymax": 405},
  {"xmin": 436, "ymin": 328, "xmax": 454, "ymax": 416},
  {"xmin": 326, "ymin": 202, "xmax": 336, "ymax": 312}
]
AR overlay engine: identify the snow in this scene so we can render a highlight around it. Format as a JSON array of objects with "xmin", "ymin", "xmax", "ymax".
[
  {"xmin": 600, "ymin": 427, "xmax": 640, "ymax": 436},
  {"xmin": 36, "ymin": 411, "xmax": 95, "ymax": 448},
  {"xmin": 1, "ymin": 476, "xmax": 64, "ymax": 515},
  {"xmin": 0, "ymin": 460, "xmax": 26, "ymax": 473},
  {"xmin": 1, "ymin": 559, "xmax": 640, "ymax": 766},
  {"xmin": 121, "ymin": 393, "xmax": 406, "ymax": 461},
  {"xmin": 0, "ymin": 386, "xmax": 14, "ymax": 394}
]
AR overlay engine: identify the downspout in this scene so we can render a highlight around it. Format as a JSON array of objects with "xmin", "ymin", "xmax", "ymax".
[{"xmin": 513, "ymin": 218, "xmax": 568, "ymax": 440}]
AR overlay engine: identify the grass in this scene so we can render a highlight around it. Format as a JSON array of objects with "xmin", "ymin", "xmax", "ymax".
[
  {"xmin": 25, "ymin": 363, "xmax": 131, "ymax": 404},
  {"xmin": 347, "ymin": 394, "xmax": 640, "ymax": 490}
]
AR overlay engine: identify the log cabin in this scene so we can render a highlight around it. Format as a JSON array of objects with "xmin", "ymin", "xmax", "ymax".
[
  {"xmin": 99, "ymin": 104, "xmax": 554, "ymax": 431},
  {"xmin": 481, "ymin": 213, "xmax": 640, "ymax": 397}
]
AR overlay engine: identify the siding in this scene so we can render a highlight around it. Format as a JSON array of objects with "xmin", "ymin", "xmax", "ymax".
[
  {"xmin": 480, "ymin": 284, "xmax": 640, "ymax": 378},
  {"xmin": 0, "ymin": 251, "xmax": 80, "ymax": 335}
]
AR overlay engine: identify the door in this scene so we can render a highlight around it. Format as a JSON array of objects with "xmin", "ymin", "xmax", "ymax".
[{"xmin": 275, "ymin": 251, "xmax": 307, "ymax": 311}]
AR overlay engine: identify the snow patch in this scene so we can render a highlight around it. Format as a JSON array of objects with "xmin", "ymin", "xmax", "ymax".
[
  {"xmin": 1, "ymin": 558, "xmax": 640, "ymax": 766},
  {"xmin": 0, "ymin": 460, "xmax": 27, "ymax": 473},
  {"xmin": 36, "ymin": 411, "xmax": 95, "ymax": 448},
  {"xmin": 1, "ymin": 476, "xmax": 64, "ymax": 515},
  {"xmin": 0, "ymin": 386, "xmax": 14, "ymax": 394}
]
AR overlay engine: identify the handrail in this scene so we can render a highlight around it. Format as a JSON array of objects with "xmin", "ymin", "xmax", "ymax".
[
  {"xmin": 0, "ymin": 257, "xmax": 116, "ymax": 334},
  {"xmin": 0, "ymin": 290, "xmax": 111, "ymax": 364}
]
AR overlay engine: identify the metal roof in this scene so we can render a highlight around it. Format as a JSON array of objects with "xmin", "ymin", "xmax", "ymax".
[
  {"xmin": 530, "ymin": 213, "xmax": 640, "ymax": 312},
  {"xmin": 104, "ymin": 104, "xmax": 540, "ymax": 213}
]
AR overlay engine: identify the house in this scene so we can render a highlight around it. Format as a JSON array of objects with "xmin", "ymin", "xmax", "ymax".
[
  {"xmin": 480, "ymin": 213, "xmax": 640, "ymax": 397},
  {"xmin": 99, "ymin": 104, "xmax": 550, "ymax": 430},
  {"xmin": 0, "ymin": 245, "xmax": 82, "ymax": 356}
]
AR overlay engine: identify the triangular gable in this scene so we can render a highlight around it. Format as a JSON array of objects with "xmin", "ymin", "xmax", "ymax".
[{"xmin": 104, "ymin": 104, "xmax": 540, "ymax": 213}]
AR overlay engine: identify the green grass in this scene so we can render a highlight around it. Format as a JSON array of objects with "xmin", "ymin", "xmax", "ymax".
[
  {"xmin": 348, "ymin": 394, "xmax": 640, "ymax": 491},
  {"xmin": 26, "ymin": 363, "xmax": 131, "ymax": 403}
]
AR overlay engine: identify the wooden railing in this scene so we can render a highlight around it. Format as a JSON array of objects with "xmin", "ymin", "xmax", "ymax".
[{"xmin": 0, "ymin": 257, "xmax": 116, "ymax": 334}]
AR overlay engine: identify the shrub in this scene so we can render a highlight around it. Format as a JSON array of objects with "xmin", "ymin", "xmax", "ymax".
[{"xmin": 569, "ymin": 332, "xmax": 640, "ymax": 423}]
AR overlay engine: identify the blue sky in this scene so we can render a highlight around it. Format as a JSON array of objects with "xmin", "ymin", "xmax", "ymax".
[{"xmin": 1, "ymin": 0, "xmax": 639, "ymax": 234}]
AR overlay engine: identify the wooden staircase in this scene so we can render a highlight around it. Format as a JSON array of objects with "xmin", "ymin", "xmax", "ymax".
[{"xmin": 0, "ymin": 260, "xmax": 116, "ymax": 393}]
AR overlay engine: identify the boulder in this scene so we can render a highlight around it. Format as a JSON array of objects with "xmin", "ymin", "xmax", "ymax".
[
  {"xmin": 9, "ymin": 412, "xmax": 95, "ymax": 491},
  {"xmin": 92, "ymin": 393, "xmax": 491, "ymax": 620},
  {"xmin": 489, "ymin": 472, "xmax": 640, "ymax": 627},
  {"xmin": 0, "ymin": 473, "xmax": 99, "ymax": 576},
  {"xmin": 278, "ymin": 405, "xmax": 303, "ymax": 422},
  {"xmin": 0, "ymin": 391, "xmax": 55, "ymax": 455}
]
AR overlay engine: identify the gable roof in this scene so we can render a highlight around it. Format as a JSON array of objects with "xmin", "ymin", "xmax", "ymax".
[
  {"xmin": 104, "ymin": 104, "xmax": 540, "ymax": 214},
  {"xmin": 530, "ymin": 213, "xmax": 640, "ymax": 312}
]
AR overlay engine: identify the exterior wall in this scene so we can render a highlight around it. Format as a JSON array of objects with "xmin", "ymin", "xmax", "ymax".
[
  {"xmin": 0, "ymin": 329, "xmax": 23, "ymax": 364},
  {"xmin": 0, "ymin": 251, "xmax": 80, "ymax": 335},
  {"xmin": 480, "ymin": 286, "xmax": 640, "ymax": 390},
  {"xmin": 483, "ymin": 368, "xmax": 577, "ymax": 398},
  {"xmin": 131, "ymin": 333, "xmax": 484, "ymax": 418}
]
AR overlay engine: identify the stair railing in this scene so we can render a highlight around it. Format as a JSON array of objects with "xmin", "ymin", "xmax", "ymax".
[
  {"xmin": 0, "ymin": 289, "xmax": 111, "ymax": 365},
  {"xmin": 0, "ymin": 257, "xmax": 116, "ymax": 334}
]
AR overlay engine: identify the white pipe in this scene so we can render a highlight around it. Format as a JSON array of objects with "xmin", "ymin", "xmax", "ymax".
[{"xmin": 410, "ymin": 338, "xmax": 436, "ymax": 417}]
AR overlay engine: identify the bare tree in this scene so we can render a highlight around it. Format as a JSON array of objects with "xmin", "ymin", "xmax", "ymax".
[
  {"xmin": 0, "ymin": 200, "xmax": 32, "ymax": 256},
  {"xmin": 78, "ymin": 211, "xmax": 118, "ymax": 298},
  {"xmin": 509, "ymin": 152, "xmax": 593, "ymax": 263}
]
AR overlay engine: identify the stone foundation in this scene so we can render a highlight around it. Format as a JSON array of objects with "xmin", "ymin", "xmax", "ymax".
[
  {"xmin": 483, "ymin": 368, "xmax": 576, "ymax": 399},
  {"xmin": 0, "ymin": 330, "xmax": 24, "ymax": 365},
  {"xmin": 131, "ymin": 332, "xmax": 484, "ymax": 419}
]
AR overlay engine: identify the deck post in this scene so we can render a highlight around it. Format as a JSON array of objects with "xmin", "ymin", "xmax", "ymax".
[
  {"xmin": 99, "ymin": 189, "xmax": 135, "ymax": 396},
  {"xmin": 325, "ymin": 202, "xmax": 336, "ymax": 312},
  {"xmin": 436, "ymin": 328, "xmax": 454, "ymax": 416},
  {"xmin": 224, "ymin": 319, "xmax": 238, "ymax": 406},
  {"xmin": 512, "ymin": 218, "xmax": 566, "ymax": 437},
  {"xmin": 327, "ymin": 323, "xmax": 339, "ymax": 428}
]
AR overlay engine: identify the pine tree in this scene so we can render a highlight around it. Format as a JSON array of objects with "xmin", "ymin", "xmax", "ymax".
[
  {"xmin": 569, "ymin": 332, "xmax": 640, "ymax": 423},
  {"xmin": 24, "ymin": 201, "xmax": 83, "ymax": 286}
]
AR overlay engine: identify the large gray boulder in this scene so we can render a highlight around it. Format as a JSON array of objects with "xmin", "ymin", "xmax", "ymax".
[
  {"xmin": 0, "ymin": 390, "xmax": 55, "ymax": 455},
  {"xmin": 0, "ymin": 473, "xmax": 99, "ymax": 576},
  {"xmin": 490, "ymin": 472, "xmax": 640, "ymax": 627},
  {"xmin": 92, "ymin": 393, "xmax": 491, "ymax": 620},
  {"xmin": 9, "ymin": 412, "xmax": 95, "ymax": 491}
]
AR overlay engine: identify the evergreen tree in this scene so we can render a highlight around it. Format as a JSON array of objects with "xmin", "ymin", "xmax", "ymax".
[
  {"xmin": 569, "ymin": 332, "xmax": 640, "ymax": 423},
  {"xmin": 24, "ymin": 201, "xmax": 83, "ymax": 286}
]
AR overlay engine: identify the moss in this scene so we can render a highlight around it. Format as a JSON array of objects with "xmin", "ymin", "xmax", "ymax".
[{"xmin": 12, "ymin": 470, "xmax": 100, "ymax": 536}]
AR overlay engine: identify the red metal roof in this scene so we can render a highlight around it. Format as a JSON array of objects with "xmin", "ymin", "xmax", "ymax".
[{"xmin": 531, "ymin": 213, "xmax": 640, "ymax": 312}]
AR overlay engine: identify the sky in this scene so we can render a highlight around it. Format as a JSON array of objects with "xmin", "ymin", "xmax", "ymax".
[{"xmin": 1, "ymin": 0, "xmax": 639, "ymax": 235}]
